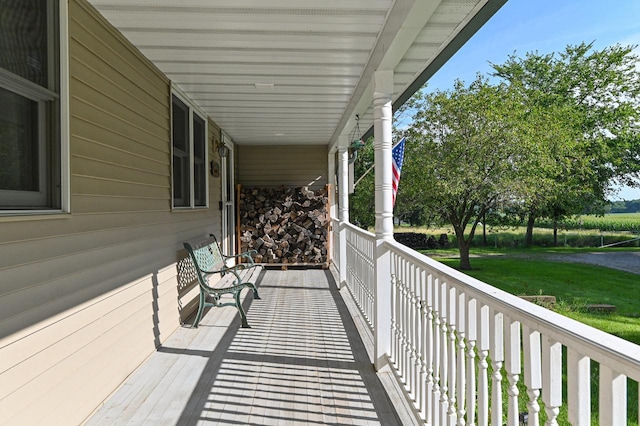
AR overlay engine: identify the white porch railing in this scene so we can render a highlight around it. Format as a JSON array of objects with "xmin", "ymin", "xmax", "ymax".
[
  {"xmin": 336, "ymin": 223, "xmax": 640, "ymax": 425},
  {"xmin": 343, "ymin": 222, "xmax": 376, "ymax": 332}
]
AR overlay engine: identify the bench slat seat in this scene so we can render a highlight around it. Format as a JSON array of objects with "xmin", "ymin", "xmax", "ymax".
[{"xmin": 183, "ymin": 235, "xmax": 263, "ymax": 328}]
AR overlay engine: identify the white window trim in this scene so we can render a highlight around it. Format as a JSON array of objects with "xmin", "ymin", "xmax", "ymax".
[
  {"xmin": 171, "ymin": 88, "xmax": 209, "ymax": 210},
  {"xmin": 0, "ymin": 0, "xmax": 70, "ymax": 217}
]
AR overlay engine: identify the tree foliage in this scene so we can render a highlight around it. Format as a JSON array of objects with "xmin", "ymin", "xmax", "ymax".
[
  {"xmin": 491, "ymin": 42, "xmax": 640, "ymax": 242},
  {"xmin": 348, "ymin": 137, "xmax": 375, "ymax": 229},
  {"xmin": 348, "ymin": 42, "xmax": 640, "ymax": 268},
  {"xmin": 403, "ymin": 76, "xmax": 530, "ymax": 269}
]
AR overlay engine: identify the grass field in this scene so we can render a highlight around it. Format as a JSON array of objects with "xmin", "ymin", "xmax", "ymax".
[
  {"xmin": 537, "ymin": 212, "xmax": 640, "ymax": 232},
  {"xmin": 434, "ymin": 253, "xmax": 640, "ymax": 344},
  {"xmin": 397, "ymin": 223, "xmax": 640, "ymax": 248}
]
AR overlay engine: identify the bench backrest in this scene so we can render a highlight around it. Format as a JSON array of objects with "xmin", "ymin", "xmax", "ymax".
[{"xmin": 183, "ymin": 237, "xmax": 224, "ymax": 284}]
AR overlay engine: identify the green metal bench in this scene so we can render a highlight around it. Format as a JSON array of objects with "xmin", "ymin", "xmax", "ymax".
[{"xmin": 183, "ymin": 234, "xmax": 263, "ymax": 328}]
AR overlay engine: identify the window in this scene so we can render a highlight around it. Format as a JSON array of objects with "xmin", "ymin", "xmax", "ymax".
[
  {"xmin": 171, "ymin": 93, "xmax": 208, "ymax": 208},
  {"xmin": 0, "ymin": 0, "xmax": 65, "ymax": 211}
]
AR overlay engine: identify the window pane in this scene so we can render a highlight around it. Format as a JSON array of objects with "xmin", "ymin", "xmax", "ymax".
[
  {"xmin": 172, "ymin": 95, "xmax": 190, "ymax": 207},
  {"xmin": 0, "ymin": 0, "xmax": 49, "ymax": 87},
  {"xmin": 0, "ymin": 86, "xmax": 39, "ymax": 192},
  {"xmin": 193, "ymin": 114, "xmax": 206, "ymax": 206}
]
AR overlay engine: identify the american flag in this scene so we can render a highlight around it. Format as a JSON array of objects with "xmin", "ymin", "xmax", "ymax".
[{"xmin": 391, "ymin": 137, "xmax": 406, "ymax": 206}]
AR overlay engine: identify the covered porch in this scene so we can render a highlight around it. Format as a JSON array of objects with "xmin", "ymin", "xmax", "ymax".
[
  {"xmin": 84, "ymin": 0, "xmax": 640, "ymax": 425},
  {"xmin": 86, "ymin": 230, "xmax": 640, "ymax": 425},
  {"xmin": 87, "ymin": 269, "xmax": 415, "ymax": 425}
]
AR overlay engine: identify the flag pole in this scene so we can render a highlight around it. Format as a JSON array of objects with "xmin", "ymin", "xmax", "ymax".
[
  {"xmin": 353, "ymin": 164, "xmax": 374, "ymax": 188},
  {"xmin": 353, "ymin": 139, "xmax": 404, "ymax": 189}
]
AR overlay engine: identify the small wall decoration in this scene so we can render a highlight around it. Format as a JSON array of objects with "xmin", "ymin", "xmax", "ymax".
[{"xmin": 210, "ymin": 160, "xmax": 220, "ymax": 178}]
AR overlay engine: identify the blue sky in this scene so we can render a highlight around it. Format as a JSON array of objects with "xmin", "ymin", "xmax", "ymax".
[{"xmin": 422, "ymin": 0, "xmax": 640, "ymax": 200}]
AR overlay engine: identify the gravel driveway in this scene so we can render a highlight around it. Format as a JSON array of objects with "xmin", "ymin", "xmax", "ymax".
[{"xmin": 551, "ymin": 251, "xmax": 640, "ymax": 275}]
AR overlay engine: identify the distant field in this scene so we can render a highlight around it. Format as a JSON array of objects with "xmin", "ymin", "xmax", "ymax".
[{"xmin": 537, "ymin": 212, "xmax": 640, "ymax": 232}]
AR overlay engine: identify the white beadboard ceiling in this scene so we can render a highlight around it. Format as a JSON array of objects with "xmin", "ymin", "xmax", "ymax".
[{"xmin": 86, "ymin": 0, "xmax": 506, "ymax": 149}]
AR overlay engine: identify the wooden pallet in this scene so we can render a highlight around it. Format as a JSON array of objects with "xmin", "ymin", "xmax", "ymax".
[{"xmin": 261, "ymin": 262, "xmax": 330, "ymax": 271}]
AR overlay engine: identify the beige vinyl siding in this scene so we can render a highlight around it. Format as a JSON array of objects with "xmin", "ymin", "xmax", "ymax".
[
  {"xmin": 0, "ymin": 0, "xmax": 221, "ymax": 424},
  {"xmin": 237, "ymin": 145, "xmax": 328, "ymax": 190},
  {"xmin": 69, "ymin": 0, "xmax": 170, "ymax": 214}
]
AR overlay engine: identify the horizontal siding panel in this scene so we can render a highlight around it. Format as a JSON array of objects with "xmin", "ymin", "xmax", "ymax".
[
  {"xmin": 71, "ymin": 175, "xmax": 169, "ymax": 199},
  {"xmin": 0, "ymin": 274, "xmax": 154, "ymax": 400},
  {"xmin": 72, "ymin": 136, "xmax": 169, "ymax": 176},
  {"xmin": 3, "ymin": 305, "xmax": 158, "ymax": 425},
  {"xmin": 238, "ymin": 145, "xmax": 328, "ymax": 191},
  {"xmin": 0, "ymin": 211, "xmax": 200, "ymax": 245},
  {"xmin": 0, "ymin": 247, "xmax": 170, "ymax": 330},
  {"xmin": 71, "ymin": 119, "xmax": 169, "ymax": 165},
  {"xmin": 0, "ymin": 221, "xmax": 202, "ymax": 294},
  {"xmin": 0, "ymin": 220, "xmax": 216, "ymax": 340},
  {"xmin": 71, "ymin": 58, "xmax": 169, "ymax": 127},
  {"xmin": 0, "ymin": 269, "xmax": 165, "ymax": 373},
  {"xmin": 178, "ymin": 286, "xmax": 200, "ymax": 323},
  {"xmin": 0, "ymin": 264, "xmax": 180, "ymax": 388},
  {"xmin": 71, "ymin": 155, "xmax": 168, "ymax": 187},
  {"xmin": 241, "ymin": 179, "xmax": 328, "ymax": 189},
  {"xmin": 69, "ymin": 3, "xmax": 168, "ymax": 103},
  {"xmin": 71, "ymin": 194, "xmax": 170, "ymax": 214},
  {"xmin": 0, "ymin": 213, "xmax": 215, "ymax": 271},
  {"xmin": 241, "ymin": 166, "xmax": 327, "ymax": 177},
  {"xmin": 70, "ymin": 96, "xmax": 166, "ymax": 150},
  {"xmin": 70, "ymin": 75, "xmax": 168, "ymax": 140}
]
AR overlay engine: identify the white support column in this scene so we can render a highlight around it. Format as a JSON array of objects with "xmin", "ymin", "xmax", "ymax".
[
  {"xmin": 328, "ymin": 151, "xmax": 337, "ymax": 219},
  {"xmin": 338, "ymin": 142, "xmax": 349, "ymax": 289},
  {"xmin": 328, "ymin": 150, "xmax": 336, "ymax": 270},
  {"xmin": 373, "ymin": 69, "xmax": 394, "ymax": 371}
]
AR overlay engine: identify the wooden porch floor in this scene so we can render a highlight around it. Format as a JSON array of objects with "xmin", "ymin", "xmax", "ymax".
[{"xmin": 86, "ymin": 269, "xmax": 413, "ymax": 425}]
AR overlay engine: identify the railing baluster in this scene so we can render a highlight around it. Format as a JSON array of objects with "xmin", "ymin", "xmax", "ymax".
[
  {"xmin": 425, "ymin": 273, "xmax": 435, "ymax": 425},
  {"xmin": 504, "ymin": 315, "xmax": 521, "ymax": 426},
  {"xmin": 406, "ymin": 261, "xmax": 413, "ymax": 394},
  {"xmin": 402, "ymin": 258, "xmax": 409, "ymax": 385},
  {"xmin": 395, "ymin": 257, "xmax": 403, "ymax": 377},
  {"xmin": 440, "ymin": 280, "xmax": 450, "ymax": 423},
  {"xmin": 599, "ymin": 365, "xmax": 627, "ymax": 426},
  {"xmin": 477, "ymin": 303, "xmax": 490, "ymax": 426},
  {"xmin": 522, "ymin": 325, "xmax": 541, "ymax": 426},
  {"xmin": 466, "ymin": 298, "xmax": 477, "ymax": 426},
  {"xmin": 407, "ymin": 261, "xmax": 415, "ymax": 394},
  {"xmin": 448, "ymin": 286, "xmax": 458, "ymax": 425},
  {"xmin": 541, "ymin": 336, "xmax": 562, "ymax": 425},
  {"xmin": 390, "ymin": 255, "xmax": 396, "ymax": 364},
  {"xmin": 432, "ymin": 277, "xmax": 441, "ymax": 426},
  {"xmin": 456, "ymin": 291, "xmax": 467, "ymax": 426},
  {"xmin": 491, "ymin": 309, "xmax": 504, "ymax": 426},
  {"xmin": 412, "ymin": 265, "xmax": 422, "ymax": 410},
  {"xmin": 567, "ymin": 348, "xmax": 590, "ymax": 425},
  {"xmin": 416, "ymin": 268, "xmax": 425, "ymax": 418}
]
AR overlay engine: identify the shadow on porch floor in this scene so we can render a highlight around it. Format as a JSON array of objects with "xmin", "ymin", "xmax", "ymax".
[{"xmin": 86, "ymin": 269, "xmax": 413, "ymax": 425}]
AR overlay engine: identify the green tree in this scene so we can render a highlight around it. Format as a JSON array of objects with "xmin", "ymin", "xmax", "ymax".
[
  {"xmin": 349, "ymin": 138, "xmax": 376, "ymax": 229},
  {"xmin": 404, "ymin": 76, "xmax": 529, "ymax": 270},
  {"xmin": 491, "ymin": 42, "xmax": 640, "ymax": 243}
]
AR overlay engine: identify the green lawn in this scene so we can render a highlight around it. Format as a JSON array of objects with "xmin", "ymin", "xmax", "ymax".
[{"xmin": 434, "ymin": 253, "xmax": 640, "ymax": 344}]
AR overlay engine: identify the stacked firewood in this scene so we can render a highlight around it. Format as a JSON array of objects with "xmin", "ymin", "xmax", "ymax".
[{"xmin": 239, "ymin": 186, "xmax": 329, "ymax": 264}]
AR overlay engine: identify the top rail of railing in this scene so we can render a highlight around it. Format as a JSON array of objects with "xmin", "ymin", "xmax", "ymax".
[
  {"xmin": 384, "ymin": 238, "xmax": 640, "ymax": 381},
  {"xmin": 343, "ymin": 221, "xmax": 375, "ymax": 239}
]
